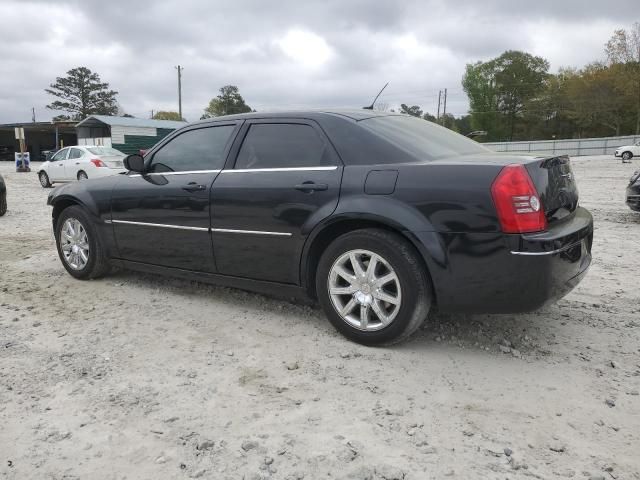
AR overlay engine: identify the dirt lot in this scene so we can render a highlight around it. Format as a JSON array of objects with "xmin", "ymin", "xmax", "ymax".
[{"xmin": 1, "ymin": 156, "xmax": 639, "ymax": 480}]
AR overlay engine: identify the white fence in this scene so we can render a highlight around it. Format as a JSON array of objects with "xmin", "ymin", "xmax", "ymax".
[{"xmin": 484, "ymin": 134, "xmax": 640, "ymax": 157}]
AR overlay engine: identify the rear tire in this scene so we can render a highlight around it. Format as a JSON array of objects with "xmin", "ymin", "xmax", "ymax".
[
  {"xmin": 39, "ymin": 171, "xmax": 52, "ymax": 188},
  {"xmin": 0, "ymin": 192, "xmax": 6, "ymax": 216},
  {"xmin": 316, "ymin": 228, "xmax": 431, "ymax": 346},
  {"xmin": 77, "ymin": 171, "xmax": 88, "ymax": 181},
  {"xmin": 55, "ymin": 205, "xmax": 109, "ymax": 279}
]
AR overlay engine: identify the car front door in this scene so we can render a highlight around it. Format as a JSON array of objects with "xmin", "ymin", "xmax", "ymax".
[
  {"xmin": 48, "ymin": 148, "xmax": 69, "ymax": 181},
  {"xmin": 210, "ymin": 120, "xmax": 343, "ymax": 284},
  {"xmin": 110, "ymin": 122, "xmax": 241, "ymax": 272}
]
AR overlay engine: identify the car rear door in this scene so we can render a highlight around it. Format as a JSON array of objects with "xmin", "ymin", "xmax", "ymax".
[
  {"xmin": 210, "ymin": 119, "xmax": 343, "ymax": 284},
  {"xmin": 110, "ymin": 122, "xmax": 241, "ymax": 272},
  {"xmin": 66, "ymin": 148, "xmax": 84, "ymax": 179},
  {"xmin": 48, "ymin": 148, "xmax": 69, "ymax": 181}
]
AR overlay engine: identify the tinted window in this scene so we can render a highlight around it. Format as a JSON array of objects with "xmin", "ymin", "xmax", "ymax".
[
  {"xmin": 51, "ymin": 149, "xmax": 68, "ymax": 161},
  {"xmin": 68, "ymin": 148, "xmax": 83, "ymax": 159},
  {"xmin": 360, "ymin": 116, "xmax": 490, "ymax": 161},
  {"xmin": 235, "ymin": 124, "xmax": 331, "ymax": 169},
  {"xmin": 149, "ymin": 125, "xmax": 235, "ymax": 173}
]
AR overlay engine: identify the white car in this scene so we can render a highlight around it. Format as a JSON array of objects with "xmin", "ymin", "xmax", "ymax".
[
  {"xmin": 614, "ymin": 142, "xmax": 640, "ymax": 162},
  {"xmin": 37, "ymin": 146, "xmax": 127, "ymax": 187}
]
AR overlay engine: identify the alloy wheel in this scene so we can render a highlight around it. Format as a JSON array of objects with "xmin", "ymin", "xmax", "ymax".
[
  {"xmin": 39, "ymin": 173, "xmax": 48, "ymax": 187},
  {"xmin": 327, "ymin": 249, "xmax": 402, "ymax": 331},
  {"xmin": 60, "ymin": 218, "xmax": 90, "ymax": 270}
]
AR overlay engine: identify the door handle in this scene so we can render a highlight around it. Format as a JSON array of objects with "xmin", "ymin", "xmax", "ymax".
[
  {"xmin": 294, "ymin": 182, "xmax": 328, "ymax": 192},
  {"xmin": 75, "ymin": 162, "xmax": 80, "ymax": 165},
  {"xmin": 182, "ymin": 183, "xmax": 207, "ymax": 192}
]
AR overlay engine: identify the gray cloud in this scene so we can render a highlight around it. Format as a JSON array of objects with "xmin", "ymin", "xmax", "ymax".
[{"xmin": 0, "ymin": 0, "xmax": 636, "ymax": 122}]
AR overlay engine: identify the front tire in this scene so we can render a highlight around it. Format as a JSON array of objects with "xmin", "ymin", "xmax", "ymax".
[
  {"xmin": 622, "ymin": 151, "xmax": 633, "ymax": 161},
  {"xmin": 39, "ymin": 171, "xmax": 52, "ymax": 188},
  {"xmin": 55, "ymin": 205, "xmax": 109, "ymax": 279},
  {"xmin": 316, "ymin": 229, "xmax": 431, "ymax": 345},
  {"xmin": 0, "ymin": 192, "xmax": 6, "ymax": 216}
]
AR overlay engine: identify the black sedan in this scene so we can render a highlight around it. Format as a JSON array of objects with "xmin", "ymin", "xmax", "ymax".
[
  {"xmin": 626, "ymin": 169, "xmax": 640, "ymax": 212},
  {"xmin": 0, "ymin": 173, "xmax": 6, "ymax": 216},
  {"xmin": 47, "ymin": 110, "xmax": 593, "ymax": 345}
]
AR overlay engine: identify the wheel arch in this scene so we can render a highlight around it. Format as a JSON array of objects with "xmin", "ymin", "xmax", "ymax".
[
  {"xmin": 300, "ymin": 214, "xmax": 440, "ymax": 306},
  {"xmin": 50, "ymin": 195, "xmax": 99, "ymax": 228}
]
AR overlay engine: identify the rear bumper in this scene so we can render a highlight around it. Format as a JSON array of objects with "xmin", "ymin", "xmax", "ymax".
[
  {"xmin": 414, "ymin": 207, "xmax": 593, "ymax": 313},
  {"xmin": 626, "ymin": 183, "xmax": 640, "ymax": 211}
]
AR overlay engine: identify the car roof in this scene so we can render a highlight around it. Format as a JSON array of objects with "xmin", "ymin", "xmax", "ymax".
[{"xmin": 190, "ymin": 109, "xmax": 403, "ymax": 125}]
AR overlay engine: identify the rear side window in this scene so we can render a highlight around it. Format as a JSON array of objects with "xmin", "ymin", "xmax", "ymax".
[
  {"xmin": 235, "ymin": 123, "xmax": 331, "ymax": 169},
  {"xmin": 361, "ymin": 115, "xmax": 490, "ymax": 161},
  {"xmin": 149, "ymin": 125, "xmax": 235, "ymax": 173},
  {"xmin": 68, "ymin": 148, "xmax": 83, "ymax": 159}
]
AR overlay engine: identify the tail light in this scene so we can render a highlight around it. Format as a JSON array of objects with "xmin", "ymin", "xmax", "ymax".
[
  {"xmin": 90, "ymin": 159, "xmax": 107, "ymax": 168},
  {"xmin": 491, "ymin": 164, "xmax": 547, "ymax": 233}
]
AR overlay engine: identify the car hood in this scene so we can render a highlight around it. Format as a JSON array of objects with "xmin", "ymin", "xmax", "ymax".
[{"xmin": 47, "ymin": 173, "xmax": 126, "ymax": 206}]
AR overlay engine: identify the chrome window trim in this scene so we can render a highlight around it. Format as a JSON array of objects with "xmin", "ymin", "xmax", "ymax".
[
  {"xmin": 211, "ymin": 228, "xmax": 292, "ymax": 237},
  {"xmin": 223, "ymin": 166, "xmax": 338, "ymax": 173},
  {"xmin": 107, "ymin": 219, "xmax": 209, "ymax": 232},
  {"xmin": 510, "ymin": 240, "xmax": 583, "ymax": 256},
  {"xmin": 128, "ymin": 169, "xmax": 221, "ymax": 178}
]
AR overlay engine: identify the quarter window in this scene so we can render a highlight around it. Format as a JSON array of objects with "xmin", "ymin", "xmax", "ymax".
[
  {"xmin": 234, "ymin": 123, "xmax": 331, "ymax": 169},
  {"xmin": 149, "ymin": 125, "xmax": 235, "ymax": 173}
]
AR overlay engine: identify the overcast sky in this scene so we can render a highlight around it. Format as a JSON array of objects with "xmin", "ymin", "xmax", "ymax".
[{"xmin": 0, "ymin": 0, "xmax": 636, "ymax": 123}]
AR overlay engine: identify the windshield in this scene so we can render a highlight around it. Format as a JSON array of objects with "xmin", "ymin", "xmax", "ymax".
[
  {"xmin": 360, "ymin": 115, "xmax": 490, "ymax": 161},
  {"xmin": 86, "ymin": 147, "xmax": 124, "ymax": 156}
]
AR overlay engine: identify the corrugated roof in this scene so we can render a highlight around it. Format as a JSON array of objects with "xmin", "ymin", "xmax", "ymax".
[{"xmin": 75, "ymin": 115, "xmax": 187, "ymax": 129}]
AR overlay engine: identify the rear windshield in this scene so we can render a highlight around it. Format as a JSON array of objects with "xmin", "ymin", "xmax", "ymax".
[
  {"xmin": 360, "ymin": 115, "xmax": 489, "ymax": 161},
  {"xmin": 86, "ymin": 147, "xmax": 124, "ymax": 156}
]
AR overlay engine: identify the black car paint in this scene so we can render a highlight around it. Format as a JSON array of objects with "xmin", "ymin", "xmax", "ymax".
[
  {"xmin": 626, "ymin": 171, "xmax": 640, "ymax": 211},
  {"xmin": 48, "ymin": 110, "xmax": 593, "ymax": 313}
]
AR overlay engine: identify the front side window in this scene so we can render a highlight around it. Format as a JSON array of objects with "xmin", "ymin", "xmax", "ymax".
[
  {"xmin": 235, "ymin": 123, "xmax": 331, "ymax": 170},
  {"xmin": 51, "ymin": 149, "xmax": 68, "ymax": 162},
  {"xmin": 149, "ymin": 125, "xmax": 235, "ymax": 173}
]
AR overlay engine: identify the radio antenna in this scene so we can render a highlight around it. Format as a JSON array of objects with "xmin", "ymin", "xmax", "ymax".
[{"xmin": 363, "ymin": 82, "xmax": 389, "ymax": 110}]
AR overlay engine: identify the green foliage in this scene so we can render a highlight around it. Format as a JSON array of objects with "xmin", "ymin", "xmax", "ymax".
[
  {"xmin": 45, "ymin": 67, "xmax": 118, "ymax": 120},
  {"xmin": 463, "ymin": 50, "xmax": 549, "ymax": 141},
  {"xmin": 153, "ymin": 111, "xmax": 184, "ymax": 121},
  {"xmin": 202, "ymin": 85, "xmax": 253, "ymax": 118},
  {"xmin": 399, "ymin": 104, "xmax": 423, "ymax": 117}
]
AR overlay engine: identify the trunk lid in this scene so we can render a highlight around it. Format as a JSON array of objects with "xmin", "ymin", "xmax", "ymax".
[
  {"xmin": 99, "ymin": 155, "xmax": 125, "ymax": 169},
  {"xmin": 524, "ymin": 155, "xmax": 578, "ymax": 223}
]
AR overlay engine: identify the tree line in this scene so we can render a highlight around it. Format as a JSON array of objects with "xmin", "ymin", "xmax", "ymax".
[{"xmin": 398, "ymin": 23, "xmax": 640, "ymax": 141}]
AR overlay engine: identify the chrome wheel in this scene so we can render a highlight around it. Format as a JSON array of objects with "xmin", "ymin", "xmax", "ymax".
[
  {"xmin": 60, "ymin": 218, "xmax": 90, "ymax": 270},
  {"xmin": 328, "ymin": 249, "xmax": 402, "ymax": 331}
]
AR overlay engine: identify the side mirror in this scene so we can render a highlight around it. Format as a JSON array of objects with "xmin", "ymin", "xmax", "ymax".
[{"xmin": 124, "ymin": 154, "xmax": 145, "ymax": 173}]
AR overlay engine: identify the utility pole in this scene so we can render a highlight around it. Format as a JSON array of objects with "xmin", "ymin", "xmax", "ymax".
[
  {"xmin": 31, "ymin": 107, "xmax": 36, "ymax": 123},
  {"xmin": 175, "ymin": 65, "xmax": 183, "ymax": 120},
  {"xmin": 437, "ymin": 90, "xmax": 442, "ymax": 122},
  {"xmin": 151, "ymin": 110, "xmax": 154, "ymax": 119},
  {"xmin": 442, "ymin": 88, "xmax": 448, "ymax": 127}
]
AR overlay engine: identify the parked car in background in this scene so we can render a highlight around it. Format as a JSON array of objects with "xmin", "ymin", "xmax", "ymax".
[
  {"xmin": 47, "ymin": 110, "xmax": 593, "ymax": 345},
  {"xmin": 0, "ymin": 146, "xmax": 14, "ymax": 162},
  {"xmin": 40, "ymin": 149, "xmax": 58, "ymax": 162},
  {"xmin": 615, "ymin": 142, "xmax": 640, "ymax": 162},
  {"xmin": 0, "ymin": 173, "xmax": 6, "ymax": 216},
  {"xmin": 626, "ymin": 169, "xmax": 640, "ymax": 211},
  {"xmin": 37, "ymin": 146, "xmax": 126, "ymax": 188}
]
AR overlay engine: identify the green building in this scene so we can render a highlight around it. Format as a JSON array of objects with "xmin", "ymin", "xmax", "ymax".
[{"xmin": 75, "ymin": 115, "xmax": 186, "ymax": 154}]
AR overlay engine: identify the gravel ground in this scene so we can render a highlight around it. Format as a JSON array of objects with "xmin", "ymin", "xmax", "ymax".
[{"xmin": 1, "ymin": 156, "xmax": 639, "ymax": 480}]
